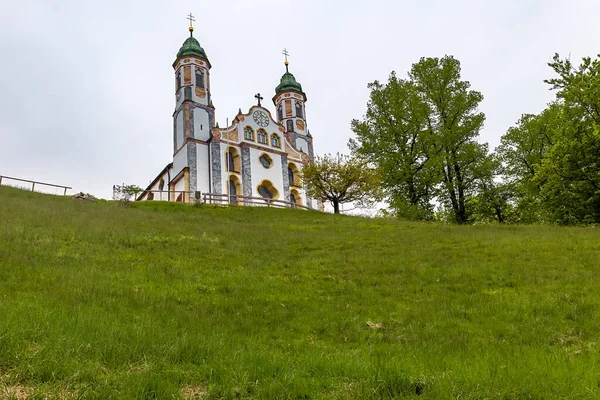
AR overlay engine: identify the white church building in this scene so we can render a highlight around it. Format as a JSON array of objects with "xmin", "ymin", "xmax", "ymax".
[{"xmin": 138, "ymin": 20, "xmax": 317, "ymax": 209}]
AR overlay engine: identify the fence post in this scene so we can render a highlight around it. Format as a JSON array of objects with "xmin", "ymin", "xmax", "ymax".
[
  {"xmin": 64, "ymin": 187, "xmax": 67, "ymax": 196},
  {"xmin": 31, "ymin": 183, "xmax": 35, "ymax": 192},
  {"xmin": 0, "ymin": 176, "xmax": 2, "ymax": 186}
]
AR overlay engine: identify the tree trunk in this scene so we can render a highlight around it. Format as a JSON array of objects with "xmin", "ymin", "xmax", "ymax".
[
  {"xmin": 333, "ymin": 200, "xmax": 340, "ymax": 214},
  {"xmin": 495, "ymin": 205, "xmax": 505, "ymax": 223}
]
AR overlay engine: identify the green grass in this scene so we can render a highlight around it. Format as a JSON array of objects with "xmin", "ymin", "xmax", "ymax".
[{"xmin": 1, "ymin": 185, "xmax": 600, "ymax": 399}]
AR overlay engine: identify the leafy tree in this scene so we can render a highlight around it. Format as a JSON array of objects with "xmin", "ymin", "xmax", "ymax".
[
  {"xmin": 351, "ymin": 56, "xmax": 489, "ymax": 224},
  {"xmin": 410, "ymin": 56, "xmax": 488, "ymax": 224},
  {"xmin": 495, "ymin": 106, "xmax": 559, "ymax": 222},
  {"xmin": 301, "ymin": 154, "xmax": 381, "ymax": 214},
  {"xmin": 350, "ymin": 73, "xmax": 437, "ymax": 220},
  {"xmin": 536, "ymin": 54, "xmax": 600, "ymax": 223},
  {"xmin": 112, "ymin": 184, "xmax": 143, "ymax": 207},
  {"xmin": 497, "ymin": 54, "xmax": 600, "ymax": 224},
  {"xmin": 470, "ymin": 155, "xmax": 515, "ymax": 223}
]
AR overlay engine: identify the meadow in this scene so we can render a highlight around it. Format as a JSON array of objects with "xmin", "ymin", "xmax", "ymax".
[{"xmin": 1, "ymin": 185, "xmax": 599, "ymax": 399}]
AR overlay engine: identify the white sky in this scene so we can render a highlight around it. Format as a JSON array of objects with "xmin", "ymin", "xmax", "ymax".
[{"xmin": 1, "ymin": 0, "xmax": 599, "ymax": 199}]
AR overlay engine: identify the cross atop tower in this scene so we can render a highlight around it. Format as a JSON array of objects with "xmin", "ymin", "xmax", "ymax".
[
  {"xmin": 187, "ymin": 13, "xmax": 196, "ymax": 35},
  {"xmin": 282, "ymin": 48, "xmax": 290, "ymax": 72},
  {"xmin": 187, "ymin": 13, "xmax": 196, "ymax": 27},
  {"xmin": 255, "ymin": 93, "xmax": 264, "ymax": 107}
]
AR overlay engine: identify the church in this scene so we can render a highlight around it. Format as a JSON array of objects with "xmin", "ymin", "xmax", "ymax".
[{"xmin": 138, "ymin": 17, "xmax": 317, "ymax": 209}]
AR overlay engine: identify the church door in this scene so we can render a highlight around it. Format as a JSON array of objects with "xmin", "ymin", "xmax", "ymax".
[{"xmin": 229, "ymin": 179, "xmax": 237, "ymax": 204}]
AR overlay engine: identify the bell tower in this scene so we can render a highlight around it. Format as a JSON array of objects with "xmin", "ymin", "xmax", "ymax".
[
  {"xmin": 272, "ymin": 50, "xmax": 313, "ymax": 158},
  {"xmin": 172, "ymin": 14, "xmax": 213, "ymax": 152},
  {"xmin": 170, "ymin": 14, "xmax": 216, "ymax": 200},
  {"xmin": 273, "ymin": 50, "xmax": 308, "ymax": 136}
]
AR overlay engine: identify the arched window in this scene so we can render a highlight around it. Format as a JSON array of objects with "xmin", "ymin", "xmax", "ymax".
[
  {"xmin": 228, "ymin": 175, "xmax": 242, "ymax": 205},
  {"xmin": 176, "ymin": 71, "xmax": 181, "ymax": 91},
  {"xmin": 271, "ymin": 134, "xmax": 280, "ymax": 148},
  {"xmin": 195, "ymin": 69, "xmax": 204, "ymax": 88},
  {"xmin": 225, "ymin": 147, "xmax": 241, "ymax": 172},
  {"xmin": 286, "ymin": 120, "xmax": 294, "ymax": 132},
  {"xmin": 244, "ymin": 126, "xmax": 254, "ymax": 141},
  {"xmin": 227, "ymin": 151, "xmax": 234, "ymax": 172},
  {"xmin": 158, "ymin": 178, "xmax": 165, "ymax": 191},
  {"xmin": 295, "ymin": 102, "xmax": 303, "ymax": 119},
  {"xmin": 147, "ymin": 192, "xmax": 154, "ymax": 201},
  {"xmin": 277, "ymin": 105, "xmax": 283, "ymax": 121},
  {"xmin": 290, "ymin": 189, "xmax": 302, "ymax": 207},
  {"xmin": 288, "ymin": 166, "xmax": 294, "ymax": 186},
  {"xmin": 288, "ymin": 163, "xmax": 301, "ymax": 187},
  {"xmin": 257, "ymin": 129, "xmax": 267, "ymax": 144}
]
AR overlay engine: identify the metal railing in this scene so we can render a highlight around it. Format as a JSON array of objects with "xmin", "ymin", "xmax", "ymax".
[{"xmin": 0, "ymin": 175, "xmax": 71, "ymax": 195}]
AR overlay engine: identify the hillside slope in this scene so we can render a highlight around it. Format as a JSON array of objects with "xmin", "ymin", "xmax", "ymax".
[{"xmin": 1, "ymin": 186, "xmax": 600, "ymax": 399}]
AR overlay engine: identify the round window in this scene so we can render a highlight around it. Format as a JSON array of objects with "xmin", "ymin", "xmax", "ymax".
[{"xmin": 259, "ymin": 154, "xmax": 273, "ymax": 168}]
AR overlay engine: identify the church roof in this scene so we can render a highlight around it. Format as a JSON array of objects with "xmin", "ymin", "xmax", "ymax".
[
  {"xmin": 177, "ymin": 32, "xmax": 207, "ymax": 59},
  {"xmin": 275, "ymin": 68, "xmax": 303, "ymax": 94}
]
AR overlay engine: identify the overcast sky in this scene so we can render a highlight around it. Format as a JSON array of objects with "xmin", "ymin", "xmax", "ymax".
[{"xmin": 1, "ymin": 0, "xmax": 599, "ymax": 198}]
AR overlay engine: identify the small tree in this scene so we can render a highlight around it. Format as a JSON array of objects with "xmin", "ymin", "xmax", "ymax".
[
  {"xmin": 302, "ymin": 154, "xmax": 380, "ymax": 214},
  {"xmin": 112, "ymin": 184, "xmax": 143, "ymax": 207}
]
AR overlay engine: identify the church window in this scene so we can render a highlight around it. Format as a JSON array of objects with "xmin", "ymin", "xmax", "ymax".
[
  {"xmin": 176, "ymin": 71, "xmax": 182, "ymax": 91},
  {"xmin": 257, "ymin": 129, "xmax": 267, "ymax": 144},
  {"xmin": 288, "ymin": 163, "xmax": 301, "ymax": 187},
  {"xmin": 227, "ymin": 151, "xmax": 234, "ymax": 172},
  {"xmin": 258, "ymin": 185, "xmax": 272, "ymax": 199},
  {"xmin": 288, "ymin": 166, "xmax": 294, "ymax": 186},
  {"xmin": 244, "ymin": 126, "xmax": 254, "ymax": 141},
  {"xmin": 195, "ymin": 69, "xmax": 204, "ymax": 88},
  {"xmin": 271, "ymin": 134, "xmax": 280, "ymax": 148},
  {"xmin": 290, "ymin": 189, "xmax": 302, "ymax": 207},
  {"xmin": 158, "ymin": 179, "xmax": 165, "ymax": 192},
  {"xmin": 295, "ymin": 102, "xmax": 303, "ymax": 118},
  {"xmin": 147, "ymin": 192, "xmax": 154, "ymax": 201},
  {"xmin": 259, "ymin": 153, "xmax": 273, "ymax": 169},
  {"xmin": 228, "ymin": 175, "xmax": 242, "ymax": 205},
  {"xmin": 286, "ymin": 120, "xmax": 294, "ymax": 132},
  {"xmin": 225, "ymin": 147, "xmax": 241, "ymax": 172},
  {"xmin": 257, "ymin": 180, "xmax": 279, "ymax": 201},
  {"xmin": 277, "ymin": 105, "xmax": 283, "ymax": 121}
]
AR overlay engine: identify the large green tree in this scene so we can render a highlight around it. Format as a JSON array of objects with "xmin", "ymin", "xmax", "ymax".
[
  {"xmin": 537, "ymin": 54, "xmax": 600, "ymax": 223},
  {"xmin": 351, "ymin": 56, "xmax": 490, "ymax": 224},
  {"xmin": 498, "ymin": 54, "xmax": 600, "ymax": 224},
  {"xmin": 470, "ymin": 154, "xmax": 515, "ymax": 223},
  {"xmin": 495, "ymin": 106, "xmax": 559, "ymax": 222},
  {"xmin": 350, "ymin": 73, "xmax": 436, "ymax": 220}
]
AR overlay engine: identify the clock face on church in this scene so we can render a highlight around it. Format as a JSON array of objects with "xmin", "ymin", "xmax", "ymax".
[{"xmin": 253, "ymin": 110, "xmax": 269, "ymax": 127}]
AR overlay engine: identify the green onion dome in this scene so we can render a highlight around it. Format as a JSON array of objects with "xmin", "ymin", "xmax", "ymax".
[
  {"xmin": 275, "ymin": 70, "xmax": 303, "ymax": 94},
  {"xmin": 176, "ymin": 32, "xmax": 207, "ymax": 59}
]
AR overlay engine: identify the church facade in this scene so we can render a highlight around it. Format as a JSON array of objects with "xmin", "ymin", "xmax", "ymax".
[{"xmin": 138, "ymin": 23, "xmax": 317, "ymax": 209}]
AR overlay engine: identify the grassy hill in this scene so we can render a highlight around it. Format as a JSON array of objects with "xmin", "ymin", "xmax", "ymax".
[{"xmin": 1, "ymin": 185, "xmax": 600, "ymax": 399}]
